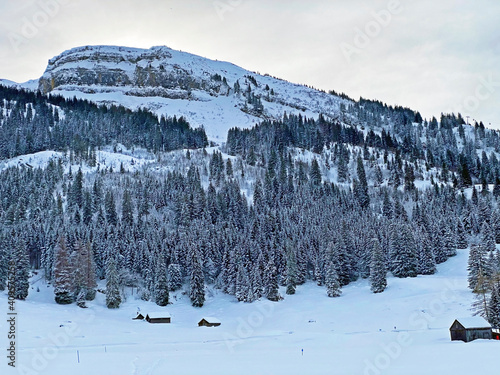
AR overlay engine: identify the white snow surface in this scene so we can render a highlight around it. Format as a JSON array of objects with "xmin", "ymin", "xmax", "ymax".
[
  {"xmin": 0, "ymin": 147, "xmax": 156, "ymax": 174},
  {"xmin": 35, "ymin": 45, "xmax": 349, "ymax": 142},
  {"xmin": 146, "ymin": 312, "xmax": 171, "ymax": 319},
  {"xmin": 454, "ymin": 317, "xmax": 491, "ymax": 329},
  {"xmin": 2, "ymin": 247, "xmax": 499, "ymax": 375},
  {"xmin": 0, "ymin": 78, "xmax": 39, "ymax": 90},
  {"xmin": 200, "ymin": 317, "xmax": 221, "ymax": 324}
]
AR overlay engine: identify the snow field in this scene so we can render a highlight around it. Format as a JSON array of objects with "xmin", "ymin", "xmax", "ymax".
[{"xmin": 2, "ymin": 246, "xmax": 499, "ymax": 375}]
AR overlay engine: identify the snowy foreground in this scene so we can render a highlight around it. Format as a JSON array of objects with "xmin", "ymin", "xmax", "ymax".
[{"xmin": 2, "ymin": 247, "xmax": 499, "ymax": 375}]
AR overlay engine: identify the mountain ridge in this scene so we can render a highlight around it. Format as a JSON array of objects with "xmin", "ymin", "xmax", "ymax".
[{"xmin": 28, "ymin": 45, "xmax": 349, "ymax": 141}]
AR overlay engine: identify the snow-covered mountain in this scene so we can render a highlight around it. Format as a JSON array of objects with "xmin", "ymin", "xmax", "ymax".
[{"xmin": 35, "ymin": 45, "xmax": 348, "ymax": 141}]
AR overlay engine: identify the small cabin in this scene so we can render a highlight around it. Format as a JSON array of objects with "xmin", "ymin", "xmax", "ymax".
[
  {"xmin": 450, "ymin": 317, "xmax": 492, "ymax": 342},
  {"xmin": 145, "ymin": 312, "xmax": 171, "ymax": 324},
  {"xmin": 198, "ymin": 317, "xmax": 221, "ymax": 327},
  {"xmin": 132, "ymin": 313, "xmax": 145, "ymax": 320}
]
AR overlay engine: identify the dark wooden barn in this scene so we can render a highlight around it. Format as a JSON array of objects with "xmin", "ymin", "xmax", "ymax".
[
  {"xmin": 450, "ymin": 317, "xmax": 492, "ymax": 342},
  {"xmin": 145, "ymin": 312, "xmax": 171, "ymax": 324},
  {"xmin": 198, "ymin": 317, "xmax": 221, "ymax": 327},
  {"xmin": 132, "ymin": 313, "xmax": 145, "ymax": 320}
]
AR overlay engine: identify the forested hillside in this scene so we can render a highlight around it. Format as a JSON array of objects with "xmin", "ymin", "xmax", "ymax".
[{"xmin": 1, "ymin": 84, "xmax": 499, "ymax": 325}]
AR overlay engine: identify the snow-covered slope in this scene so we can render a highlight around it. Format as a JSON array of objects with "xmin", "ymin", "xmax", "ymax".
[
  {"xmin": 3, "ymin": 246, "xmax": 498, "ymax": 375},
  {"xmin": 34, "ymin": 45, "xmax": 348, "ymax": 141},
  {"xmin": 0, "ymin": 78, "xmax": 39, "ymax": 91}
]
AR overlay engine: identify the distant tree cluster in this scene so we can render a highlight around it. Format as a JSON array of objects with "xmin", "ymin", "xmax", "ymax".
[{"xmin": 0, "ymin": 85, "xmax": 207, "ymax": 161}]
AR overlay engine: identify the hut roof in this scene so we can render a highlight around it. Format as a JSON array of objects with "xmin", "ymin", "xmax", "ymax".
[
  {"xmin": 147, "ymin": 312, "xmax": 171, "ymax": 319},
  {"xmin": 454, "ymin": 317, "xmax": 491, "ymax": 329},
  {"xmin": 200, "ymin": 317, "xmax": 221, "ymax": 324}
]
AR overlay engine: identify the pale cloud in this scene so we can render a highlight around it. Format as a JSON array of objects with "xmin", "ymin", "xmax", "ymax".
[{"xmin": 0, "ymin": 0, "xmax": 498, "ymax": 127}]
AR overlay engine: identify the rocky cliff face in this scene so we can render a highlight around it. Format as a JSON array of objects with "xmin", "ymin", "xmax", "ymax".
[{"xmin": 38, "ymin": 46, "xmax": 230, "ymax": 97}]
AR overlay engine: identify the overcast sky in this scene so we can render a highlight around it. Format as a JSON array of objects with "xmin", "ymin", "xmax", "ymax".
[{"xmin": 1, "ymin": 0, "xmax": 499, "ymax": 127}]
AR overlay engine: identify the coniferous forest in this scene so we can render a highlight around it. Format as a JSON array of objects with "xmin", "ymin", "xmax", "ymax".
[{"xmin": 1, "ymin": 84, "xmax": 499, "ymax": 326}]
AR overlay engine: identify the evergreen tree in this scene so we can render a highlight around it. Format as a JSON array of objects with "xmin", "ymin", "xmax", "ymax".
[
  {"xmin": 189, "ymin": 247, "xmax": 205, "ymax": 307},
  {"xmin": 167, "ymin": 263, "xmax": 183, "ymax": 291},
  {"xmin": 53, "ymin": 235, "xmax": 74, "ymax": 304},
  {"xmin": 105, "ymin": 190, "xmax": 118, "ymax": 226},
  {"xmin": 310, "ymin": 158, "xmax": 322, "ymax": 186},
  {"xmin": 488, "ymin": 278, "xmax": 500, "ymax": 329},
  {"xmin": 488, "ymin": 280, "xmax": 500, "ymax": 327},
  {"xmin": 69, "ymin": 168, "xmax": 83, "ymax": 208},
  {"xmin": 265, "ymin": 260, "xmax": 280, "ymax": 301},
  {"xmin": 285, "ymin": 248, "xmax": 298, "ymax": 295},
  {"xmin": 468, "ymin": 243, "xmax": 491, "ymax": 291},
  {"xmin": 121, "ymin": 190, "xmax": 134, "ymax": 226},
  {"xmin": 82, "ymin": 191, "xmax": 93, "ymax": 225},
  {"xmin": 325, "ymin": 261, "xmax": 341, "ymax": 297},
  {"xmin": 417, "ymin": 231, "xmax": 436, "ymax": 275},
  {"xmin": 390, "ymin": 224, "xmax": 418, "ymax": 278},
  {"xmin": 106, "ymin": 254, "xmax": 121, "ymax": 309},
  {"xmin": 456, "ymin": 218, "xmax": 468, "ymax": 249},
  {"xmin": 82, "ymin": 242, "xmax": 97, "ymax": 300},
  {"xmin": 155, "ymin": 261, "xmax": 170, "ymax": 306},
  {"xmin": 370, "ymin": 238, "xmax": 387, "ymax": 293},
  {"xmin": 235, "ymin": 264, "xmax": 251, "ymax": 302},
  {"xmin": 12, "ymin": 238, "xmax": 30, "ymax": 300},
  {"xmin": 354, "ymin": 156, "xmax": 370, "ymax": 209}
]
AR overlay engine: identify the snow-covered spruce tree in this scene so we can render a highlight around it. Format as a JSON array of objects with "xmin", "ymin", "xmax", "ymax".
[
  {"xmin": 490, "ymin": 209, "xmax": 500, "ymax": 244},
  {"xmin": 309, "ymin": 158, "xmax": 322, "ymax": 186},
  {"xmin": 68, "ymin": 168, "xmax": 83, "ymax": 209},
  {"xmin": 370, "ymin": 238, "xmax": 387, "ymax": 293},
  {"xmin": 235, "ymin": 264, "xmax": 251, "ymax": 302},
  {"xmin": 105, "ymin": 254, "xmax": 121, "ymax": 309},
  {"xmin": 265, "ymin": 260, "xmax": 280, "ymax": 302},
  {"xmin": 82, "ymin": 242, "xmax": 97, "ymax": 300},
  {"xmin": 416, "ymin": 230, "xmax": 436, "ymax": 275},
  {"xmin": 53, "ymin": 235, "xmax": 74, "ymax": 304},
  {"xmin": 82, "ymin": 191, "xmax": 93, "ymax": 225},
  {"xmin": 167, "ymin": 263, "xmax": 183, "ymax": 291},
  {"xmin": 480, "ymin": 221, "xmax": 496, "ymax": 253},
  {"xmin": 104, "ymin": 190, "xmax": 118, "ymax": 226},
  {"xmin": 488, "ymin": 280, "xmax": 500, "ymax": 328},
  {"xmin": 189, "ymin": 247, "xmax": 205, "ymax": 307},
  {"xmin": 154, "ymin": 261, "xmax": 169, "ymax": 306},
  {"xmin": 285, "ymin": 248, "xmax": 298, "ymax": 295},
  {"xmin": 390, "ymin": 223, "xmax": 418, "ymax": 278},
  {"xmin": 468, "ymin": 243, "xmax": 491, "ymax": 291},
  {"xmin": 456, "ymin": 218, "xmax": 468, "ymax": 249},
  {"xmin": 441, "ymin": 223, "xmax": 457, "ymax": 259},
  {"xmin": 121, "ymin": 189, "xmax": 134, "ymax": 226},
  {"xmin": 336, "ymin": 145, "xmax": 349, "ymax": 183},
  {"xmin": 325, "ymin": 261, "xmax": 341, "ymax": 298},
  {"xmin": 251, "ymin": 265, "xmax": 263, "ymax": 300},
  {"xmin": 332, "ymin": 236, "xmax": 354, "ymax": 287},
  {"xmin": 72, "ymin": 241, "xmax": 85, "ymax": 303},
  {"xmin": 12, "ymin": 238, "xmax": 30, "ymax": 300},
  {"xmin": 355, "ymin": 156, "xmax": 369, "ymax": 209}
]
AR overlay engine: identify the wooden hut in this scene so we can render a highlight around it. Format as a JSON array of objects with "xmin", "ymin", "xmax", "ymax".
[
  {"xmin": 145, "ymin": 312, "xmax": 171, "ymax": 324},
  {"xmin": 198, "ymin": 317, "xmax": 221, "ymax": 327},
  {"xmin": 132, "ymin": 313, "xmax": 145, "ymax": 320},
  {"xmin": 450, "ymin": 317, "xmax": 492, "ymax": 342}
]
